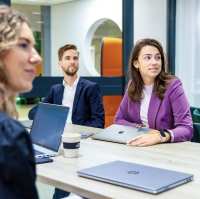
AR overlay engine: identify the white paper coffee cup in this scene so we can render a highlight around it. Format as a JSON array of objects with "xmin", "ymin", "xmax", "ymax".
[{"xmin": 62, "ymin": 133, "xmax": 81, "ymax": 158}]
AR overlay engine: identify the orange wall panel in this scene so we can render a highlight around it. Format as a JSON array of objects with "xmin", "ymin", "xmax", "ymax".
[
  {"xmin": 103, "ymin": 96, "xmax": 122, "ymax": 127},
  {"xmin": 101, "ymin": 37, "xmax": 123, "ymax": 127},
  {"xmin": 101, "ymin": 37, "xmax": 122, "ymax": 76}
]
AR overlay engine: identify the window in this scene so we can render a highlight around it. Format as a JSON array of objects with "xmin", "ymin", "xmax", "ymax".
[{"xmin": 176, "ymin": 0, "xmax": 200, "ymax": 106}]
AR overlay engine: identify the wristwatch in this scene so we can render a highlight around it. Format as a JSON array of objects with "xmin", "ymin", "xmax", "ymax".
[{"xmin": 159, "ymin": 129, "xmax": 171, "ymax": 143}]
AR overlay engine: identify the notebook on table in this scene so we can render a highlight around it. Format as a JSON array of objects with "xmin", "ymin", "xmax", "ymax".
[
  {"xmin": 77, "ymin": 160, "xmax": 193, "ymax": 194},
  {"xmin": 92, "ymin": 124, "xmax": 149, "ymax": 144},
  {"xmin": 30, "ymin": 103, "xmax": 69, "ymax": 161}
]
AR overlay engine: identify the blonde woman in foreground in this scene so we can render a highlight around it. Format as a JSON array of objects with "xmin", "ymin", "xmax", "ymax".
[{"xmin": 0, "ymin": 5, "xmax": 41, "ymax": 198}]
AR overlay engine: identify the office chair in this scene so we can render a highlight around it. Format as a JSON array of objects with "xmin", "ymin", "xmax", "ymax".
[
  {"xmin": 190, "ymin": 106, "xmax": 200, "ymax": 123},
  {"xmin": 191, "ymin": 123, "xmax": 200, "ymax": 143},
  {"xmin": 193, "ymin": 109, "xmax": 200, "ymax": 122}
]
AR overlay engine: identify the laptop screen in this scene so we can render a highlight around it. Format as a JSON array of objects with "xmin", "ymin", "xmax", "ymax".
[{"xmin": 30, "ymin": 103, "xmax": 69, "ymax": 152}]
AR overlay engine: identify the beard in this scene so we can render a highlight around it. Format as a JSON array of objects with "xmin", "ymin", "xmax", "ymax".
[{"xmin": 64, "ymin": 66, "xmax": 78, "ymax": 76}]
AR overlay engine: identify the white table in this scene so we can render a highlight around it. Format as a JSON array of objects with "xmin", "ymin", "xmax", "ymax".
[{"xmin": 37, "ymin": 124, "xmax": 200, "ymax": 199}]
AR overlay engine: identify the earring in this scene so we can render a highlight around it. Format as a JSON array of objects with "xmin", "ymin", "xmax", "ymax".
[{"xmin": 134, "ymin": 64, "xmax": 139, "ymax": 71}]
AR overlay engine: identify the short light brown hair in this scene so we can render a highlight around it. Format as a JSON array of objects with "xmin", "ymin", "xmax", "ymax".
[{"xmin": 58, "ymin": 44, "xmax": 78, "ymax": 60}]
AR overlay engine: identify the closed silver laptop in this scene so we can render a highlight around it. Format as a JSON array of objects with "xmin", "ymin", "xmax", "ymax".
[
  {"xmin": 77, "ymin": 160, "xmax": 193, "ymax": 194},
  {"xmin": 92, "ymin": 124, "xmax": 149, "ymax": 144}
]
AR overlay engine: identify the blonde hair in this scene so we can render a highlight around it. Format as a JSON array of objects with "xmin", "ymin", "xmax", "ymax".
[{"xmin": 0, "ymin": 5, "xmax": 28, "ymax": 118}]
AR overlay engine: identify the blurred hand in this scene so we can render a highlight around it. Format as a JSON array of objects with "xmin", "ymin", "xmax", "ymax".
[
  {"xmin": 127, "ymin": 129, "xmax": 162, "ymax": 147},
  {"xmin": 135, "ymin": 123, "xmax": 146, "ymax": 128}
]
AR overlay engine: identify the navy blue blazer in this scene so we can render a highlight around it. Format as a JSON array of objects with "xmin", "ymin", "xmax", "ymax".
[
  {"xmin": 29, "ymin": 78, "xmax": 104, "ymax": 128},
  {"xmin": 0, "ymin": 112, "xmax": 38, "ymax": 199}
]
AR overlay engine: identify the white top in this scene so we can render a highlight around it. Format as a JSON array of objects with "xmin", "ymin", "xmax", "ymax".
[
  {"xmin": 62, "ymin": 77, "xmax": 80, "ymax": 124},
  {"xmin": 140, "ymin": 84, "xmax": 153, "ymax": 127}
]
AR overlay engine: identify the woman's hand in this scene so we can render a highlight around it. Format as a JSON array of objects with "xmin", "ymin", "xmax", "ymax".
[
  {"xmin": 127, "ymin": 129, "xmax": 163, "ymax": 147},
  {"xmin": 135, "ymin": 123, "xmax": 146, "ymax": 128}
]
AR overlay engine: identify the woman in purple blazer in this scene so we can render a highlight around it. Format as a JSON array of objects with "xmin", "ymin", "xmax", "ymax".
[{"xmin": 114, "ymin": 38, "xmax": 193, "ymax": 146}]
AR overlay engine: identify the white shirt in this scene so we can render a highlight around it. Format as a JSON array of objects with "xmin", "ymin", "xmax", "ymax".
[
  {"xmin": 140, "ymin": 84, "xmax": 153, "ymax": 127},
  {"xmin": 62, "ymin": 77, "xmax": 80, "ymax": 124}
]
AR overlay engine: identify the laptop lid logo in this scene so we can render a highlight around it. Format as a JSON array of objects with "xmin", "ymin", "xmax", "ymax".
[{"xmin": 128, "ymin": 170, "xmax": 140, "ymax": 175}]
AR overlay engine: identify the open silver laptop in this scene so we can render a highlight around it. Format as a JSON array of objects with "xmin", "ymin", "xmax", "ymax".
[
  {"xmin": 77, "ymin": 160, "xmax": 193, "ymax": 194},
  {"xmin": 30, "ymin": 103, "xmax": 69, "ymax": 158},
  {"xmin": 92, "ymin": 124, "xmax": 149, "ymax": 144}
]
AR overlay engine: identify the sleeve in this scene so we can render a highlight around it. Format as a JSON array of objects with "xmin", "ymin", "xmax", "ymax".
[
  {"xmin": 114, "ymin": 91, "xmax": 139, "ymax": 127},
  {"xmin": 84, "ymin": 83, "xmax": 105, "ymax": 128},
  {"xmin": 0, "ymin": 117, "xmax": 38, "ymax": 198},
  {"xmin": 28, "ymin": 86, "xmax": 55, "ymax": 120},
  {"xmin": 167, "ymin": 79, "xmax": 193, "ymax": 142}
]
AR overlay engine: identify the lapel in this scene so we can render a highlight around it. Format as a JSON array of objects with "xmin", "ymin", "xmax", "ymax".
[
  {"xmin": 57, "ymin": 85, "xmax": 64, "ymax": 104},
  {"xmin": 72, "ymin": 78, "xmax": 84, "ymax": 114},
  {"xmin": 147, "ymin": 93, "xmax": 162, "ymax": 129}
]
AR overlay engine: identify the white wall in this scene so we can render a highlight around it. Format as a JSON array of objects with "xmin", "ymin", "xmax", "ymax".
[
  {"xmin": 51, "ymin": 0, "xmax": 122, "ymax": 76},
  {"xmin": 50, "ymin": 0, "xmax": 167, "ymax": 76},
  {"xmin": 134, "ymin": 0, "xmax": 167, "ymax": 50}
]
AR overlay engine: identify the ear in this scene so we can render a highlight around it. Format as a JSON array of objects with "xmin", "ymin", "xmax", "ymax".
[
  {"xmin": 133, "ymin": 60, "xmax": 139, "ymax": 69},
  {"xmin": 58, "ymin": 61, "xmax": 62, "ymax": 68}
]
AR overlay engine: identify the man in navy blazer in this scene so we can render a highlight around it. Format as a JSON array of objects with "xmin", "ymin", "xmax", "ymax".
[
  {"xmin": 28, "ymin": 44, "xmax": 104, "ymax": 199},
  {"xmin": 28, "ymin": 78, "xmax": 104, "ymax": 128},
  {"xmin": 28, "ymin": 44, "xmax": 104, "ymax": 128}
]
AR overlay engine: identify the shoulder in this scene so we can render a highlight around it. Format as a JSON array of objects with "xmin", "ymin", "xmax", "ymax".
[
  {"xmin": 167, "ymin": 76, "xmax": 182, "ymax": 90},
  {"xmin": 79, "ymin": 78, "xmax": 98, "ymax": 88},
  {"xmin": 165, "ymin": 76, "xmax": 184, "ymax": 96},
  {"xmin": 51, "ymin": 84, "xmax": 63, "ymax": 89},
  {"xmin": 50, "ymin": 84, "xmax": 64, "ymax": 93},
  {"xmin": 0, "ymin": 112, "xmax": 27, "ymax": 141}
]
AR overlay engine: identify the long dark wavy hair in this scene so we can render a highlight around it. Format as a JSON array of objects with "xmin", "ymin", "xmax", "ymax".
[{"xmin": 128, "ymin": 38, "xmax": 174, "ymax": 102}]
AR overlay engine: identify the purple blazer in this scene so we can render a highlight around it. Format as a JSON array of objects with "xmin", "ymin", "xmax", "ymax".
[{"xmin": 114, "ymin": 78, "xmax": 193, "ymax": 142}]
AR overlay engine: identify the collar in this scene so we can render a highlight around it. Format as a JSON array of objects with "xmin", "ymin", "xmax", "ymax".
[{"xmin": 63, "ymin": 76, "xmax": 80, "ymax": 88}]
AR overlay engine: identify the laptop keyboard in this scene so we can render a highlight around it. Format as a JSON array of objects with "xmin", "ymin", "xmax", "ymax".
[
  {"xmin": 34, "ymin": 151, "xmax": 53, "ymax": 164},
  {"xmin": 34, "ymin": 150, "xmax": 44, "ymax": 156},
  {"xmin": 34, "ymin": 149, "xmax": 55, "ymax": 159},
  {"xmin": 34, "ymin": 150, "xmax": 50, "ymax": 158}
]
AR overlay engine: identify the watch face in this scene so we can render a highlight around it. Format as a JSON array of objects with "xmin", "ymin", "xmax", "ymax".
[{"xmin": 160, "ymin": 130, "xmax": 166, "ymax": 137}]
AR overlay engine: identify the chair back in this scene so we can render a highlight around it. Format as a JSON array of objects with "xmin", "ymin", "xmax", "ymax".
[
  {"xmin": 190, "ymin": 106, "xmax": 200, "ymax": 123},
  {"xmin": 191, "ymin": 123, "xmax": 200, "ymax": 143}
]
